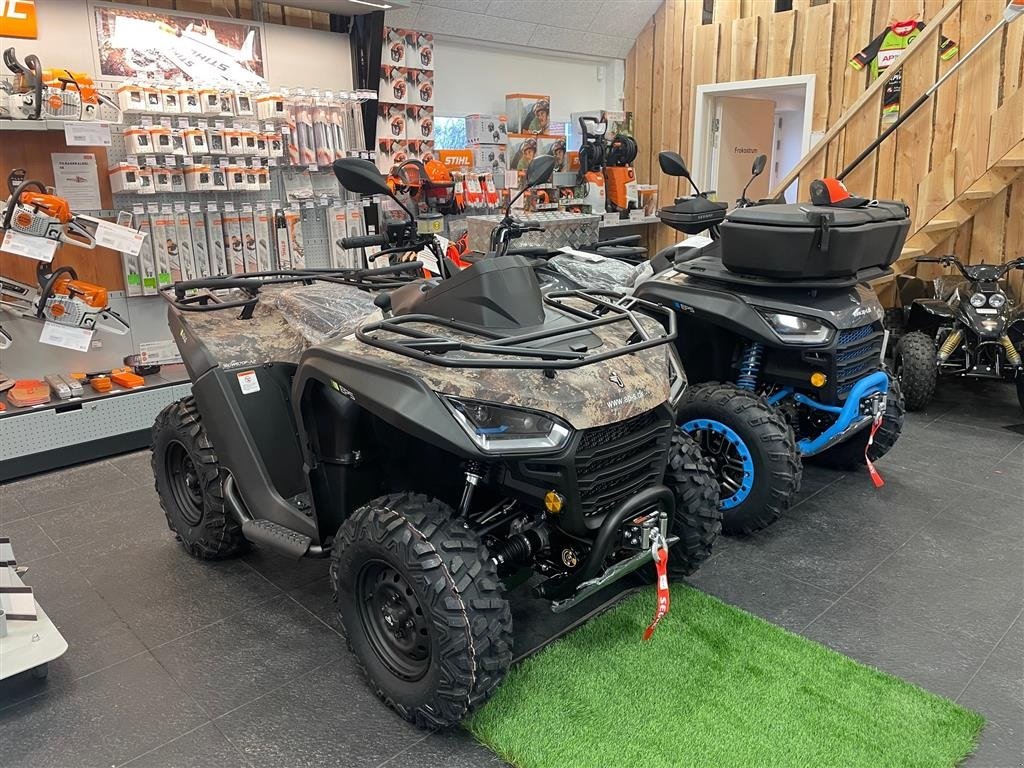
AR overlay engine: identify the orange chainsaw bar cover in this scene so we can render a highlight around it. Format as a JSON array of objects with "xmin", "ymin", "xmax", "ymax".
[
  {"xmin": 53, "ymin": 277, "xmax": 108, "ymax": 309},
  {"xmin": 8, "ymin": 379, "xmax": 51, "ymax": 407}
]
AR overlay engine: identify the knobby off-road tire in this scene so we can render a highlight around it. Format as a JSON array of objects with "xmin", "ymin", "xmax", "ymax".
[
  {"xmin": 811, "ymin": 377, "xmax": 906, "ymax": 470},
  {"xmin": 677, "ymin": 383, "xmax": 802, "ymax": 536},
  {"xmin": 152, "ymin": 397, "xmax": 246, "ymax": 559},
  {"xmin": 894, "ymin": 331, "xmax": 938, "ymax": 411},
  {"xmin": 331, "ymin": 493, "xmax": 513, "ymax": 729},
  {"xmin": 633, "ymin": 431, "xmax": 722, "ymax": 584}
]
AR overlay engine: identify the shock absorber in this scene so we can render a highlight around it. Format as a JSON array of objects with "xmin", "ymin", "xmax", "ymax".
[
  {"xmin": 937, "ymin": 329, "xmax": 964, "ymax": 363},
  {"xmin": 999, "ymin": 335, "xmax": 1022, "ymax": 367},
  {"xmin": 737, "ymin": 341, "xmax": 764, "ymax": 391}
]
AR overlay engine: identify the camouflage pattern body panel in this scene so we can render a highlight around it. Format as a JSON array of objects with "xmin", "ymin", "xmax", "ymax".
[
  {"xmin": 177, "ymin": 282, "xmax": 379, "ymax": 369},
  {"xmin": 320, "ymin": 309, "xmax": 672, "ymax": 431}
]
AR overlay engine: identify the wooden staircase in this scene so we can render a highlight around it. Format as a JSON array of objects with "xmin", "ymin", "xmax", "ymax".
[{"xmin": 764, "ymin": 0, "xmax": 1024, "ymax": 298}]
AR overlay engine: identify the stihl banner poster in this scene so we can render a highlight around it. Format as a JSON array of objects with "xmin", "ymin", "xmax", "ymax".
[{"xmin": 93, "ymin": 6, "xmax": 265, "ymax": 86}]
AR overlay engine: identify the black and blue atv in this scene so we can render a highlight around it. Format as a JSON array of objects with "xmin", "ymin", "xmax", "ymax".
[{"xmin": 538, "ymin": 152, "xmax": 907, "ymax": 534}]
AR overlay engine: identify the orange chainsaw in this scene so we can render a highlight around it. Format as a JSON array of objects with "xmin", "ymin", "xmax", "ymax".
[
  {"xmin": 0, "ymin": 264, "xmax": 129, "ymax": 336},
  {"xmin": 3, "ymin": 172, "xmax": 96, "ymax": 249},
  {"xmin": 40, "ymin": 67, "xmax": 121, "ymax": 122},
  {"xmin": 1, "ymin": 48, "xmax": 43, "ymax": 120}
]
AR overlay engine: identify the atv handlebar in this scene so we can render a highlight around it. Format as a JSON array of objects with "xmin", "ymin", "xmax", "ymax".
[
  {"xmin": 340, "ymin": 233, "xmax": 390, "ymax": 249},
  {"xmin": 917, "ymin": 254, "xmax": 1024, "ymax": 279}
]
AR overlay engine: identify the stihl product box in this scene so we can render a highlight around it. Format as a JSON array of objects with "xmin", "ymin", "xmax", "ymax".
[
  {"xmin": 188, "ymin": 207, "xmax": 212, "ymax": 278},
  {"xmin": 205, "ymin": 205, "xmax": 229, "ymax": 276},
  {"xmin": 465, "ymin": 114, "xmax": 507, "ymax": 145},
  {"xmin": 505, "ymin": 93, "xmax": 550, "ymax": 134},
  {"xmin": 239, "ymin": 205, "xmax": 259, "ymax": 273}
]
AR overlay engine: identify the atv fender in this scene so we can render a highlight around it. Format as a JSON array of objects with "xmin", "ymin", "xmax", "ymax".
[
  {"xmin": 634, "ymin": 278, "xmax": 780, "ymax": 348},
  {"xmin": 294, "ymin": 347, "xmax": 483, "ymax": 461},
  {"xmin": 907, "ymin": 299, "xmax": 953, "ymax": 336}
]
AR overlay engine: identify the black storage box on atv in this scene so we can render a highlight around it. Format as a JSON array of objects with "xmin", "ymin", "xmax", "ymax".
[
  {"xmin": 659, "ymin": 196, "xmax": 728, "ymax": 235},
  {"xmin": 719, "ymin": 201, "xmax": 910, "ymax": 279}
]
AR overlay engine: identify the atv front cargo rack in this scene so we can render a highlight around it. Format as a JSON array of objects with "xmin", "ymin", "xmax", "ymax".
[
  {"xmin": 675, "ymin": 255, "xmax": 892, "ymax": 290},
  {"xmin": 356, "ymin": 291, "xmax": 676, "ymax": 369},
  {"xmin": 160, "ymin": 264, "xmax": 421, "ymax": 318}
]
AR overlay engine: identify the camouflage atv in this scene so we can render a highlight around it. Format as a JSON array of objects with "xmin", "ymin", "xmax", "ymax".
[{"xmin": 151, "ymin": 156, "xmax": 721, "ymax": 728}]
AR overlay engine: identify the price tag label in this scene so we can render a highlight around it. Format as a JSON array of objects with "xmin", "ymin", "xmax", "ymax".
[
  {"xmin": 603, "ymin": 213, "xmax": 620, "ymax": 225},
  {"xmin": 39, "ymin": 321, "xmax": 94, "ymax": 352},
  {"xmin": 302, "ymin": 201, "xmax": 315, "ymax": 209},
  {"xmin": 419, "ymin": 247, "xmax": 440, "ymax": 275},
  {"xmin": 308, "ymin": 163, "xmax": 318, "ymax": 172},
  {"xmin": 94, "ymin": 220, "xmax": 147, "ymax": 255},
  {"xmin": 197, "ymin": 119, "xmax": 208, "ymax": 129},
  {"xmin": 64, "ymin": 121, "xmax": 112, "ymax": 147},
  {"xmin": 1, "ymin": 230, "xmax": 57, "ymax": 262},
  {"xmin": 139, "ymin": 339, "xmax": 183, "ymax": 365},
  {"xmin": 176, "ymin": 118, "xmax": 189, "ymax": 128}
]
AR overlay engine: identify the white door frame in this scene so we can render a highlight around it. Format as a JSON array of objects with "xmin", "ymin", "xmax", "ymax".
[{"xmin": 692, "ymin": 75, "xmax": 815, "ymax": 196}]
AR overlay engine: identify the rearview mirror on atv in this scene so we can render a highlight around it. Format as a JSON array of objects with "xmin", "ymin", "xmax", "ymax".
[
  {"xmin": 525, "ymin": 154, "xmax": 557, "ymax": 187},
  {"xmin": 751, "ymin": 154, "xmax": 767, "ymax": 177},
  {"xmin": 333, "ymin": 158, "xmax": 393, "ymax": 198},
  {"xmin": 658, "ymin": 151, "xmax": 690, "ymax": 179}
]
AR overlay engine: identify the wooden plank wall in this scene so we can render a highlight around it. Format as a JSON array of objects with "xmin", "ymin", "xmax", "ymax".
[{"xmin": 624, "ymin": 0, "xmax": 1023, "ymax": 300}]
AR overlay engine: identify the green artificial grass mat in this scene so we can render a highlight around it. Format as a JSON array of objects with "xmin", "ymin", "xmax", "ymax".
[{"xmin": 466, "ymin": 586, "xmax": 984, "ymax": 768}]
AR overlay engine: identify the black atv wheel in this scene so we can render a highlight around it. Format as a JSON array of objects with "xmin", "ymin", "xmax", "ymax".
[
  {"xmin": 331, "ymin": 493, "xmax": 512, "ymax": 729},
  {"xmin": 677, "ymin": 383, "xmax": 801, "ymax": 535},
  {"xmin": 883, "ymin": 307, "xmax": 907, "ymax": 350},
  {"xmin": 894, "ymin": 331, "xmax": 938, "ymax": 411},
  {"xmin": 152, "ymin": 397, "xmax": 246, "ymax": 559},
  {"xmin": 632, "ymin": 431, "xmax": 721, "ymax": 583},
  {"xmin": 810, "ymin": 377, "xmax": 905, "ymax": 470}
]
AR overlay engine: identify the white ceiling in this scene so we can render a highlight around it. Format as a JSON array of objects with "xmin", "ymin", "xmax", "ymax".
[{"xmin": 382, "ymin": 0, "xmax": 662, "ymax": 59}]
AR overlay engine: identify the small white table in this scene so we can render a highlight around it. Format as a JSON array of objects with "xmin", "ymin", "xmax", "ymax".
[{"xmin": 0, "ymin": 567, "xmax": 68, "ymax": 681}]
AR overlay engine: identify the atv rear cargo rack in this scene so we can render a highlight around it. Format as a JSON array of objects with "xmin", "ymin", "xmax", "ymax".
[
  {"xmin": 356, "ymin": 291, "xmax": 676, "ymax": 370},
  {"xmin": 159, "ymin": 264, "xmax": 421, "ymax": 318}
]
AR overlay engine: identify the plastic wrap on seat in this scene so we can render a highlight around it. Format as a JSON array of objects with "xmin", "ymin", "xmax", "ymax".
[
  {"xmin": 267, "ymin": 282, "xmax": 380, "ymax": 345},
  {"xmin": 548, "ymin": 253, "xmax": 635, "ymax": 293}
]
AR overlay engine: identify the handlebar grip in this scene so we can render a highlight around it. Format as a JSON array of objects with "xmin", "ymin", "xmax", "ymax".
[
  {"xmin": 359, "ymin": 261, "xmax": 423, "ymax": 277},
  {"xmin": 915, "ymin": 256, "xmax": 943, "ymax": 263},
  {"xmin": 340, "ymin": 233, "xmax": 389, "ymax": 249}
]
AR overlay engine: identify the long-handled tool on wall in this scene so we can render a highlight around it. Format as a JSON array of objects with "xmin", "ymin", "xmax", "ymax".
[{"xmin": 839, "ymin": 0, "xmax": 1024, "ymax": 181}]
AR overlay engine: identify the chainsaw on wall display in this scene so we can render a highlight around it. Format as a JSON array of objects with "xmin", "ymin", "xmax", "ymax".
[
  {"xmin": 1, "ymin": 47, "xmax": 121, "ymax": 122},
  {"xmin": 1, "ymin": 171, "xmax": 129, "ymax": 342}
]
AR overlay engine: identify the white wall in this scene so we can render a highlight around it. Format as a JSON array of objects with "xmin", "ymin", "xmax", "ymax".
[
  {"xmin": 431, "ymin": 38, "xmax": 621, "ymax": 119},
  {"xmin": 1, "ymin": 1, "xmax": 352, "ymax": 91},
  {"xmin": 772, "ymin": 110, "xmax": 804, "ymax": 203}
]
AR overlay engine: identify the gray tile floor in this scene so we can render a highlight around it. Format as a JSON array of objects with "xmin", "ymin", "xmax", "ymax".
[{"xmin": 1, "ymin": 377, "xmax": 1021, "ymax": 768}]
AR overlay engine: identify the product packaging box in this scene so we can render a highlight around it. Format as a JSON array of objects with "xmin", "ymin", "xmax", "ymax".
[
  {"xmin": 184, "ymin": 162, "xmax": 212, "ymax": 193},
  {"xmin": 119, "ymin": 235, "xmax": 144, "ymax": 297},
  {"xmin": 313, "ymin": 98, "xmax": 335, "ymax": 166},
  {"xmin": 153, "ymin": 168, "xmax": 174, "ymax": 194},
  {"xmin": 406, "ymin": 105, "xmax": 434, "ymax": 141},
  {"xmin": 160, "ymin": 87, "xmax": 180, "ymax": 114},
  {"xmin": 183, "ymin": 127, "xmax": 207, "ymax": 154},
  {"xmin": 207, "ymin": 128, "xmax": 226, "ymax": 155},
  {"xmin": 136, "ymin": 167, "xmax": 155, "ymax": 195},
  {"xmin": 406, "ymin": 30, "xmax": 434, "ymax": 69},
  {"xmin": 256, "ymin": 91, "xmax": 285, "ymax": 120},
  {"xmin": 284, "ymin": 208, "xmax": 305, "ymax": 269},
  {"xmin": 142, "ymin": 85, "xmax": 161, "ymax": 112},
  {"xmin": 234, "ymin": 91, "xmax": 255, "ymax": 117},
  {"xmin": 149, "ymin": 207, "xmax": 175, "ymax": 288},
  {"xmin": 218, "ymin": 90, "xmax": 235, "ymax": 117},
  {"xmin": 506, "ymin": 134, "xmax": 541, "ymax": 171},
  {"xmin": 134, "ymin": 206, "xmax": 158, "ymax": 295},
  {"xmin": 294, "ymin": 96, "xmax": 316, "ymax": 165},
  {"xmin": 506, "ymin": 93, "xmax": 550, "ymax": 134},
  {"xmin": 224, "ymin": 127, "xmax": 244, "ymax": 155},
  {"xmin": 125, "ymin": 127, "xmax": 153, "ymax": 155},
  {"xmin": 472, "ymin": 144, "xmax": 507, "ymax": 173},
  {"xmin": 222, "ymin": 205, "xmax": 245, "ymax": 274},
  {"xmin": 539, "ymin": 136, "xmax": 567, "ymax": 171},
  {"xmin": 466, "ymin": 114, "xmax": 507, "ymax": 145},
  {"xmin": 226, "ymin": 164, "xmax": 246, "ymax": 192},
  {"xmin": 149, "ymin": 125, "xmax": 174, "ymax": 154},
  {"xmin": 383, "ymin": 27, "xmax": 406, "ymax": 67},
  {"xmin": 254, "ymin": 204, "xmax": 273, "ymax": 271},
  {"xmin": 175, "ymin": 208, "xmax": 198, "ymax": 282},
  {"xmin": 407, "ymin": 139, "xmax": 435, "ymax": 164},
  {"xmin": 109, "ymin": 162, "xmax": 140, "ymax": 194},
  {"xmin": 239, "ymin": 205, "xmax": 258, "ymax": 272},
  {"xmin": 379, "ymin": 66, "xmax": 409, "ymax": 105},
  {"xmin": 327, "ymin": 203, "xmax": 350, "ymax": 269},
  {"xmin": 199, "ymin": 87, "xmax": 220, "ymax": 115},
  {"xmin": 377, "ymin": 103, "xmax": 406, "ymax": 142},
  {"xmin": 116, "ymin": 82, "xmax": 144, "ymax": 113},
  {"xmin": 274, "ymin": 208, "xmax": 292, "ymax": 269},
  {"xmin": 602, "ymin": 110, "xmax": 634, "ymax": 137},
  {"xmin": 179, "ymin": 86, "xmax": 201, "ymax": 114},
  {"xmin": 266, "ymin": 130, "xmax": 284, "ymax": 158},
  {"xmin": 210, "ymin": 164, "xmax": 228, "ymax": 193},
  {"xmin": 205, "ymin": 205, "xmax": 228, "ymax": 275},
  {"xmin": 188, "ymin": 206, "xmax": 212, "ymax": 278},
  {"xmin": 410, "ymin": 69, "xmax": 434, "ymax": 107}
]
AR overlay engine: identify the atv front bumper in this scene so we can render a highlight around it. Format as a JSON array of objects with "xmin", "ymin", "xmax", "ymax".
[{"xmin": 769, "ymin": 370, "xmax": 890, "ymax": 457}]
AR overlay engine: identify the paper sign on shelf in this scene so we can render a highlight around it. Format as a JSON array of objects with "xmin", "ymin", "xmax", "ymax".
[
  {"xmin": 51, "ymin": 153, "xmax": 101, "ymax": 210},
  {"xmin": 139, "ymin": 340, "xmax": 182, "ymax": 365},
  {"xmin": 39, "ymin": 322, "xmax": 93, "ymax": 352},
  {"xmin": 1, "ymin": 229, "xmax": 57, "ymax": 262},
  {"xmin": 63, "ymin": 121, "xmax": 112, "ymax": 147},
  {"xmin": 93, "ymin": 220, "xmax": 147, "ymax": 255}
]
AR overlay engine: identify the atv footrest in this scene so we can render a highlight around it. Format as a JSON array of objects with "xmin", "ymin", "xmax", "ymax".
[{"xmin": 242, "ymin": 519, "xmax": 312, "ymax": 558}]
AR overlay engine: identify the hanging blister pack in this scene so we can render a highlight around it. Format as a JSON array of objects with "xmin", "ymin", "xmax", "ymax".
[
  {"xmin": 327, "ymin": 203, "xmax": 350, "ymax": 269},
  {"xmin": 254, "ymin": 204, "xmax": 273, "ymax": 271},
  {"xmin": 118, "ymin": 210, "xmax": 145, "ymax": 297},
  {"xmin": 189, "ymin": 205, "xmax": 212, "ymax": 278},
  {"xmin": 239, "ymin": 205, "xmax": 259, "ymax": 273},
  {"xmin": 285, "ymin": 207, "xmax": 305, "ymax": 268},
  {"xmin": 174, "ymin": 205, "xmax": 198, "ymax": 282},
  {"xmin": 205, "ymin": 204, "xmax": 228, "ymax": 276},
  {"xmin": 222, "ymin": 203, "xmax": 245, "ymax": 274},
  {"xmin": 274, "ymin": 208, "xmax": 292, "ymax": 269},
  {"xmin": 134, "ymin": 206, "xmax": 159, "ymax": 295},
  {"xmin": 149, "ymin": 205, "xmax": 174, "ymax": 289}
]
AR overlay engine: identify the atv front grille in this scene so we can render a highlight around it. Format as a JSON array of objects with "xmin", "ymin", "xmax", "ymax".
[
  {"xmin": 575, "ymin": 411, "xmax": 673, "ymax": 518},
  {"xmin": 833, "ymin": 322, "xmax": 884, "ymax": 400}
]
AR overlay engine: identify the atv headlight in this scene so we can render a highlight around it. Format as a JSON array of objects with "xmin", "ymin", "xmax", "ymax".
[
  {"xmin": 989, "ymin": 292, "xmax": 1007, "ymax": 309},
  {"xmin": 755, "ymin": 309, "xmax": 833, "ymax": 344},
  {"xmin": 444, "ymin": 397, "xmax": 571, "ymax": 453},
  {"xmin": 970, "ymin": 292, "xmax": 988, "ymax": 308}
]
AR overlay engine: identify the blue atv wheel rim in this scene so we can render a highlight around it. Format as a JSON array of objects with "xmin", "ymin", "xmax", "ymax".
[{"xmin": 680, "ymin": 419, "xmax": 755, "ymax": 509}]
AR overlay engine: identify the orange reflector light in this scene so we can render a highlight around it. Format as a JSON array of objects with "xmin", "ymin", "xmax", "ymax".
[
  {"xmin": 810, "ymin": 371, "xmax": 828, "ymax": 388},
  {"xmin": 544, "ymin": 491, "xmax": 564, "ymax": 514}
]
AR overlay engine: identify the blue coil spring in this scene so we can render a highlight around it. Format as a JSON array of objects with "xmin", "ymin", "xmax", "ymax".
[{"xmin": 737, "ymin": 342, "xmax": 764, "ymax": 391}]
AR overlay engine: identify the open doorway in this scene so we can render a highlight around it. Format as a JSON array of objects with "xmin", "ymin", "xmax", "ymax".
[{"xmin": 692, "ymin": 76, "xmax": 814, "ymax": 205}]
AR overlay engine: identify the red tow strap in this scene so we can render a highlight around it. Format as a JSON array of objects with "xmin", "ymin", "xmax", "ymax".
[
  {"xmin": 865, "ymin": 414, "xmax": 885, "ymax": 488},
  {"xmin": 643, "ymin": 541, "xmax": 670, "ymax": 641}
]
